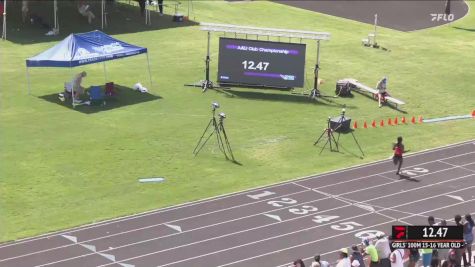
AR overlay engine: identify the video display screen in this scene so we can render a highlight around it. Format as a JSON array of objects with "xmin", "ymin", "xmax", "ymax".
[{"xmin": 217, "ymin": 38, "xmax": 306, "ymax": 88}]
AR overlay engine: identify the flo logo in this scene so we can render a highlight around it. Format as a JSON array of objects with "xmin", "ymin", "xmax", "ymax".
[{"xmin": 431, "ymin": 13, "xmax": 455, "ymax": 22}]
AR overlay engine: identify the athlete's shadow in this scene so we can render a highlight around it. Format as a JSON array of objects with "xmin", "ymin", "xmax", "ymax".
[{"xmin": 398, "ymin": 174, "xmax": 420, "ymax": 182}]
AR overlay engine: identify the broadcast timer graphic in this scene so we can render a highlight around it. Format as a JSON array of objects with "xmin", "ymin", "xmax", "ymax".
[
  {"xmin": 391, "ymin": 225, "xmax": 465, "ymax": 249},
  {"xmin": 218, "ymin": 38, "xmax": 306, "ymax": 88}
]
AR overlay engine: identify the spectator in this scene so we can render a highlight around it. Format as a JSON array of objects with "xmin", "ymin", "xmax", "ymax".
[
  {"xmin": 375, "ymin": 233, "xmax": 391, "ymax": 267},
  {"xmin": 336, "ymin": 248, "xmax": 351, "ymax": 267},
  {"xmin": 428, "ymin": 216, "xmax": 436, "ymax": 226},
  {"xmin": 293, "ymin": 259, "xmax": 306, "ymax": 267},
  {"xmin": 78, "ymin": 1, "xmax": 95, "ymax": 24},
  {"xmin": 390, "ymin": 248, "xmax": 405, "ymax": 267},
  {"xmin": 454, "ymin": 215, "xmax": 464, "ymax": 267},
  {"xmin": 137, "ymin": 0, "xmax": 146, "ymax": 16},
  {"xmin": 420, "ymin": 248, "xmax": 433, "ymax": 267},
  {"xmin": 463, "ymin": 214, "xmax": 474, "ymax": 266},
  {"xmin": 375, "ymin": 77, "xmax": 389, "ymax": 108},
  {"xmin": 408, "ymin": 248, "xmax": 420, "ymax": 267},
  {"xmin": 158, "ymin": 0, "xmax": 164, "ymax": 15},
  {"xmin": 350, "ymin": 245, "xmax": 366, "ymax": 267},
  {"xmin": 311, "ymin": 254, "xmax": 330, "ymax": 267},
  {"xmin": 61, "ymin": 71, "xmax": 87, "ymax": 102},
  {"xmin": 362, "ymin": 238, "xmax": 379, "ymax": 267}
]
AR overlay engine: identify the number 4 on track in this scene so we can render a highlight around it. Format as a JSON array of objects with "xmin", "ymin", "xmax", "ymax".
[{"xmin": 312, "ymin": 215, "xmax": 340, "ymax": 223}]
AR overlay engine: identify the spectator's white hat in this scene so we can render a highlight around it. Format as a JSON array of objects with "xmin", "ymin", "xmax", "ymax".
[
  {"xmin": 340, "ymin": 248, "xmax": 349, "ymax": 254},
  {"xmin": 376, "ymin": 232, "xmax": 385, "ymax": 238}
]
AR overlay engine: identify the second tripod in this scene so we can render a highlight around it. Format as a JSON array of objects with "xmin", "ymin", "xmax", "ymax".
[
  {"xmin": 193, "ymin": 102, "xmax": 235, "ymax": 161},
  {"xmin": 314, "ymin": 117, "xmax": 340, "ymax": 154}
]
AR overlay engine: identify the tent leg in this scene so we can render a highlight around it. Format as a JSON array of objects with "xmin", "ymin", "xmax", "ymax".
[
  {"xmin": 27, "ymin": 67, "xmax": 31, "ymax": 95},
  {"xmin": 101, "ymin": 0, "xmax": 104, "ymax": 29},
  {"xmin": 2, "ymin": 0, "xmax": 7, "ymax": 40},
  {"xmin": 146, "ymin": 53, "xmax": 153, "ymax": 90},
  {"xmin": 103, "ymin": 62, "xmax": 108, "ymax": 83}
]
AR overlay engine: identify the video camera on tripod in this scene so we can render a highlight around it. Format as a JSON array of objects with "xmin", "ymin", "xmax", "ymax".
[{"xmin": 193, "ymin": 102, "xmax": 235, "ymax": 162}]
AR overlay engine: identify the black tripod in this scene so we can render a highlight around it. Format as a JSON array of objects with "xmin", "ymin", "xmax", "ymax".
[
  {"xmin": 314, "ymin": 117, "xmax": 340, "ymax": 154},
  {"xmin": 193, "ymin": 105, "xmax": 235, "ymax": 161},
  {"xmin": 334, "ymin": 111, "xmax": 365, "ymax": 157},
  {"xmin": 185, "ymin": 31, "xmax": 228, "ymax": 92}
]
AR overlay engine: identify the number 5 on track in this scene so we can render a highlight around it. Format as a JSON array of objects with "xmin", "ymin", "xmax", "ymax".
[{"xmin": 331, "ymin": 221, "xmax": 363, "ymax": 231}]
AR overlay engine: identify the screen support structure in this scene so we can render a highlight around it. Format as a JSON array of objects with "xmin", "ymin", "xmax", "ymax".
[
  {"xmin": 187, "ymin": 23, "xmax": 330, "ymax": 93},
  {"xmin": 310, "ymin": 40, "xmax": 321, "ymax": 99},
  {"xmin": 185, "ymin": 31, "xmax": 228, "ymax": 92}
]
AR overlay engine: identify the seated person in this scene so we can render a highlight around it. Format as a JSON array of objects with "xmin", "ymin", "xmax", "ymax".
[
  {"xmin": 376, "ymin": 76, "xmax": 390, "ymax": 108},
  {"xmin": 78, "ymin": 1, "xmax": 95, "ymax": 24},
  {"xmin": 60, "ymin": 71, "xmax": 87, "ymax": 102}
]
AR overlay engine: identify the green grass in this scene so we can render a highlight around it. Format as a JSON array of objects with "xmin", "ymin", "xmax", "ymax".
[{"xmin": 1, "ymin": 0, "xmax": 474, "ymax": 242}]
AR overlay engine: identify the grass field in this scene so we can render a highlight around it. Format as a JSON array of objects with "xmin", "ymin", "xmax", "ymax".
[{"xmin": 0, "ymin": 0, "xmax": 474, "ymax": 243}]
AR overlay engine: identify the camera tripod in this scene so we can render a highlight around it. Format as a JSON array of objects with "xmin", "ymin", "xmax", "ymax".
[
  {"xmin": 314, "ymin": 117, "xmax": 340, "ymax": 154},
  {"xmin": 193, "ymin": 108, "xmax": 235, "ymax": 161},
  {"xmin": 314, "ymin": 112, "xmax": 365, "ymax": 157}
]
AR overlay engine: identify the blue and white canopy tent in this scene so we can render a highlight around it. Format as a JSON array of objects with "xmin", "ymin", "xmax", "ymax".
[{"xmin": 26, "ymin": 30, "xmax": 153, "ymax": 106}]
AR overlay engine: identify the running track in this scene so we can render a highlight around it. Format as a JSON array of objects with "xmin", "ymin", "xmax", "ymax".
[{"xmin": 1, "ymin": 140, "xmax": 475, "ymax": 267}]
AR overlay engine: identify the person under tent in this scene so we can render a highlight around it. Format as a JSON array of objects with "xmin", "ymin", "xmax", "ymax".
[{"xmin": 60, "ymin": 71, "xmax": 88, "ymax": 102}]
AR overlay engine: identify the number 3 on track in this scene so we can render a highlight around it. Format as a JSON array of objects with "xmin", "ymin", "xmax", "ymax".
[{"xmin": 331, "ymin": 221, "xmax": 363, "ymax": 231}]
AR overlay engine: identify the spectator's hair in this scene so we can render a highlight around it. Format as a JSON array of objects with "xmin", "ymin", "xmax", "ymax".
[
  {"xmin": 341, "ymin": 252, "xmax": 348, "ymax": 258},
  {"xmin": 352, "ymin": 245, "xmax": 358, "ymax": 251},
  {"xmin": 465, "ymin": 214, "xmax": 474, "ymax": 227},
  {"xmin": 428, "ymin": 216, "xmax": 435, "ymax": 225},
  {"xmin": 455, "ymin": 214, "xmax": 462, "ymax": 225},
  {"xmin": 314, "ymin": 255, "xmax": 320, "ymax": 262},
  {"xmin": 293, "ymin": 259, "xmax": 305, "ymax": 267}
]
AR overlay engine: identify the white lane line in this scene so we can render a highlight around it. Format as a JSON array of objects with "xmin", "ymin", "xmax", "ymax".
[
  {"xmin": 2, "ymin": 140, "xmax": 472, "ymax": 248},
  {"xmin": 35, "ymin": 203, "xmax": 355, "ymax": 267},
  {"xmin": 31, "ymin": 200, "xmax": 351, "ymax": 267},
  {"xmin": 13, "ymin": 168, "xmax": 475, "ymax": 267},
  {"xmin": 0, "ymin": 189, "xmax": 313, "ymax": 262},
  {"xmin": 222, "ymin": 198, "xmax": 475, "ymax": 267},
  {"xmin": 446, "ymin": 195, "xmax": 465, "ymax": 202},
  {"xmin": 398, "ymin": 198, "xmax": 475, "ymax": 221},
  {"xmin": 61, "ymin": 235, "xmax": 116, "ymax": 265},
  {"xmin": 99, "ymin": 178, "xmax": 475, "ymax": 267},
  {"xmin": 216, "ymin": 220, "xmax": 396, "ymax": 267},
  {"xmin": 29, "ymin": 173, "xmax": 475, "ymax": 267},
  {"xmin": 115, "ymin": 212, "xmax": 393, "ymax": 267},
  {"xmin": 341, "ymin": 165, "xmax": 475, "ymax": 201},
  {"xmin": 438, "ymin": 159, "xmax": 475, "ymax": 173}
]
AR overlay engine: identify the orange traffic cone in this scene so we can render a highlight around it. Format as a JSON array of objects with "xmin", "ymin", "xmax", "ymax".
[
  {"xmin": 353, "ymin": 121, "xmax": 358, "ymax": 129},
  {"xmin": 364, "ymin": 121, "xmax": 368, "ymax": 129},
  {"xmin": 372, "ymin": 120, "xmax": 377, "ymax": 128},
  {"xmin": 401, "ymin": 116, "xmax": 406, "ymax": 124},
  {"xmin": 472, "ymin": 110, "xmax": 475, "ymax": 117},
  {"xmin": 419, "ymin": 116, "xmax": 423, "ymax": 123},
  {"xmin": 411, "ymin": 116, "xmax": 416, "ymax": 124},
  {"xmin": 394, "ymin": 117, "xmax": 398, "ymax": 125},
  {"xmin": 380, "ymin": 120, "xmax": 385, "ymax": 127},
  {"xmin": 388, "ymin": 118, "xmax": 393, "ymax": 126}
]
